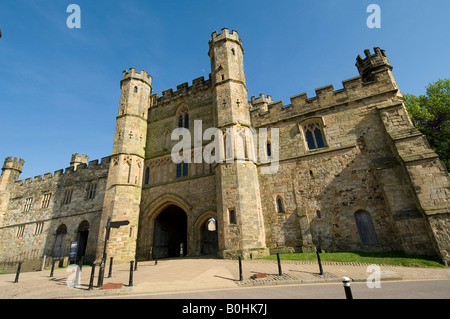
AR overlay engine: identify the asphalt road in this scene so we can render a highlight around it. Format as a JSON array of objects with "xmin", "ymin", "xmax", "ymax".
[{"xmin": 93, "ymin": 279, "xmax": 450, "ymax": 299}]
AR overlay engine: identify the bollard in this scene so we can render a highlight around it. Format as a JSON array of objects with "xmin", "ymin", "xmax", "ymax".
[
  {"xmin": 276, "ymin": 253, "xmax": 283, "ymax": 276},
  {"xmin": 97, "ymin": 260, "xmax": 106, "ymax": 288},
  {"xmin": 238, "ymin": 256, "xmax": 243, "ymax": 281},
  {"xmin": 129, "ymin": 261, "xmax": 134, "ymax": 287},
  {"xmin": 41, "ymin": 255, "xmax": 46, "ymax": 271},
  {"xmin": 108, "ymin": 257, "xmax": 113, "ymax": 278},
  {"xmin": 316, "ymin": 247, "xmax": 324, "ymax": 275},
  {"xmin": 134, "ymin": 256, "xmax": 138, "ymax": 271},
  {"xmin": 88, "ymin": 264, "xmax": 96, "ymax": 290},
  {"xmin": 342, "ymin": 276, "xmax": 353, "ymax": 299},
  {"xmin": 50, "ymin": 259, "xmax": 56, "ymax": 277},
  {"xmin": 14, "ymin": 262, "xmax": 22, "ymax": 283},
  {"xmin": 154, "ymin": 255, "xmax": 158, "ymax": 265}
]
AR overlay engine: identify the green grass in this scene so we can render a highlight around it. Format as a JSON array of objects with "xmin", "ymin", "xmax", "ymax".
[{"xmin": 258, "ymin": 251, "xmax": 446, "ymax": 268}]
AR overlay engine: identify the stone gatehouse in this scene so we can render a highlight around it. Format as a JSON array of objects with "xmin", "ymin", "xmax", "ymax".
[{"xmin": 1, "ymin": 29, "xmax": 449, "ymax": 266}]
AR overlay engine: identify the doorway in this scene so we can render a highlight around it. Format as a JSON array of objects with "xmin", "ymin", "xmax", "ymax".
[
  {"xmin": 153, "ymin": 205, "xmax": 187, "ymax": 258},
  {"xmin": 77, "ymin": 220, "xmax": 90, "ymax": 261},
  {"xmin": 202, "ymin": 218, "xmax": 218, "ymax": 255}
]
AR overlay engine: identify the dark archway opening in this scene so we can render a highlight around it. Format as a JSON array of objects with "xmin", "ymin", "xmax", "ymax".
[
  {"xmin": 201, "ymin": 218, "xmax": 218, "ymax": 255},
  {"xmin": 77, "ymin": 220, "xmax": 90, "ymax": 262},
  {"xmin": 154, "ymin": 205, "xmax": 187, "ymax": 258}
]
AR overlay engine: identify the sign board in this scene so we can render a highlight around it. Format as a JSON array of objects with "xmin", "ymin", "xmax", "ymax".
[
  {"xmin": 69, "ymin": 241, "xmax": 78, "ymax": 264},
  {"xmin": 110, "ymin": 220, "xmax": 130, "ymax": 228}
]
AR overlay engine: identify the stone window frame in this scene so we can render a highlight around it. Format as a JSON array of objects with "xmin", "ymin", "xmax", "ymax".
[
  {"xmin": 176, "ymin": 161, "xmax": 189, "ymax": 178},
  {"xmin": 33, "ymin": 222, "xmax": 44, "ymax": 236},
  {"xmin": 16, "ymin": 225, "xmax": 25, "ymax": 238},
  {"xmin": 85, "ymin": 181, "xmax": 97, "ymax": 200},
  {"xmin": 275, "ymin": 196, "xmax": 285, "ymax": 214},
  {"xmin": 62, "ymin": 188, "xmax": 74, "ymax": 205},
  {"xmin": 228, "ymin": 208, "xmax": 237, "ymax": 225},
  {"xmin": 23, "ymin": 197, "xmax": 33, "ymax": 212},
  {"xmin": 41, "ymin": 192, "xmax": 52, "ymax": 209},
  {"xmin": 298, "ymin": 117, "xmax": 328, "ymax": 151},
  {"xmin": 175, "ymin": 103, "xmax": 189, "ymax": 129}
]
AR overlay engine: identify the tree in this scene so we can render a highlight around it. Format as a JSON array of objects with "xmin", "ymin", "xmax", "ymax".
[{"xmin": 404, "ymin": 79, "xmax": 450, "ymax": 171}]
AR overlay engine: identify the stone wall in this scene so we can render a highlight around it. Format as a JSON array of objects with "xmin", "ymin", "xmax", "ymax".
[{"xmin": 0, "ymin": 156, "xmax": 110, "ymax": 264}]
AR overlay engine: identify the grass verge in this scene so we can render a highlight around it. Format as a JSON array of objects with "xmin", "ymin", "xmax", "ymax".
[{"xmin": 257, "ymin": 251, "xmax": 446, "ymax": 268}]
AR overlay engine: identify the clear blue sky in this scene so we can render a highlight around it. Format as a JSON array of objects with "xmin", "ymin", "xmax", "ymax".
[{"xmin": 1, "ymin": 0, "xmax": 449, "ymax": 179}]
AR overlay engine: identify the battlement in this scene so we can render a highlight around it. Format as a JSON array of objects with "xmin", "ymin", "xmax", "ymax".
[
  {"xmin": 209, "ymin": 28, "xmax": 244, "ymax": 53},
  {"xmin": 121, "ymin": 68, "xmax": 152, "ymax": 87},
  {"xmin": 249, "ymin": 48, "xmax": 398, "ymax": 124},
  {"xmin": 16, "ymin": 156, "xmax": 111, "ymax": 186},
  {"xmin": 2, "ymin": 157, "xmax": 25, "ymax": 173},
  {"xmin": 356, "ymin": 47, "xmax": 392, "ymax": 83},
  {"xmin": 151, "ymin": 75, "xmax": 212, "ymax": 106}
]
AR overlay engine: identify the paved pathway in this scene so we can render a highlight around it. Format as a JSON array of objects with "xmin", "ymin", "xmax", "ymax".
[{"xmin": 1, "ymin": 257, "xmax": 449, "ymax": 299}]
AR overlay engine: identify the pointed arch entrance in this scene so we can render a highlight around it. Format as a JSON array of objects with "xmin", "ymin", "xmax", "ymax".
[
  {"xmin": 153, "ymin": 205, "xmax": 187, "ymax": 258},
  {"xmin": 138, "ymin": 194, "xmax": 192, "ymax": 260}
]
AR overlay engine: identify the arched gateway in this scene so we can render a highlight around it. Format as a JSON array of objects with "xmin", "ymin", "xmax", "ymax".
[{"xmin": 138, "ymin": 194, "xmax": 219, "ymax": 260}]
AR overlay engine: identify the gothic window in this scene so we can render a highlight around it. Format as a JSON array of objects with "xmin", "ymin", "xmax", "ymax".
[
  {"xmin": 354, "ymin": 210, "xmax": 378, "ymax": 246},
  {"xmin": 267, "ymin": 142, "xmax": 272, "ymax": 158},
  {"xmin": 176, "ymin": 104, "xmax": 189, "ymax": 129},
  {"xmin": 41, "ymin": 193, "xmax": 52, "ymax": 208},
  {"xmin": 85, "ymin": 182, "xmax": 97, "ymax": 200},
  {"xmin": 300, "ymin": 118, "xmax": 327, "ymax": 150},
  {"xmin": 134, "ymin": 86, "xmax": 138, "ymax": 93}
]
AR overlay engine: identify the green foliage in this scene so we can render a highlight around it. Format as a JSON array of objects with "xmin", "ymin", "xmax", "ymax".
[{"xmin": 404, "ymin": 79, "xmax": 450, "ymax": 170}]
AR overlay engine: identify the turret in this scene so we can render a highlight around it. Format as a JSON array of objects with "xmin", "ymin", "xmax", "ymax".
[
  {"xmin": 209, "ymin": 29, "xmax": 269, "ymax": 259},
  {"xmin": 356, "ymin": 47, "xmax": 393, "ymax": 83},
  {"xmin": 0, "ymin": 157, "xmax": 24, "ymax": 227},
  {"xmin": 98, "ymin": 68, "xmax": 152, "ymax": 263},
  {"xmin": 208, "ymin": 28, "xmax": 251, "ymax": 127},
  {"xmin": 70, "ymin": 153, "xmax": 88, "ymax": 169}
]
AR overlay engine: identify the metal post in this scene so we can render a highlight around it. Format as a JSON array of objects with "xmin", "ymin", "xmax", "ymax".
[
  {"xmin": 154, "ymin": 255, "xmax": 158, "ymax": 265},
  {"xmin": 108, "ymin": 257, "xmax": 113, "ymax": 278},
  {"xmin": 134, "ymin": 255, "xmax": 138, "ymax": 271},
  {"xmin": 40, "ymin": 255, "xmax": 46, "ymax": 271},
  {"xmin": 342, "ymin": 276, "xmax": 353, "ymax": 299},
  {"xmin": 88, "ymin": 264, "xmax": 96, "ymax": 290},
  {"xmin": 316, "ymin": 246, "xmax": 324, "ymax": 275},
  {"xmin": 50, "ymin": 259, "xmax": 56, "ymax": 277},
  {"xmin": 238, "ymin": 256, "xmax": 243, "ymax": 281},
  {"xmin": 129, "ymin": 261, "xmax": 134, "ymax": 287},
  {"xmin": 97, "ymin": 254, "xmax": 106, "ymax": 288},
  {"xmin": 276, "ymin": 253, "xmax": 283, "ymax": 276},
  {"xmin": 14, "ymin": 262, "xmax": 22, "ymax": 283}
]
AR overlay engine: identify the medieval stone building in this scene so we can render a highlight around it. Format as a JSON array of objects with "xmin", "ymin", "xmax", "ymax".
[{"xmin": 1, "ymin": 29, "xmax": 449, "ymax": 267}]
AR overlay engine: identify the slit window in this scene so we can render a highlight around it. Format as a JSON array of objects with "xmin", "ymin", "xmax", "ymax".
[{"xmin": 229, "ymin": 210, "xmax": 236, "ymax": 225}]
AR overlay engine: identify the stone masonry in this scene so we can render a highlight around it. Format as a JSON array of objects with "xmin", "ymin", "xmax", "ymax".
[{"xmin": 0, "ymin": 29, "xmax": 448, "ymax": 267}]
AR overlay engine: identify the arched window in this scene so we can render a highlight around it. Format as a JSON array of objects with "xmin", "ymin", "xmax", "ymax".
[
  {"xmin": 267, "ymin": 142, "xmax": 272, "ymax": 158},
  {"xmin": 134, "ymin": 86, "xmax": 138, "ymax": 93},
  {"xmin": 276, "ymin": 197, "xmax": 284, "ymax": 213},
  {"xmin": 176, "ymin": 104, "xmax": 189, "ymax": 129},
  {"xmin": 354, "ymin": 210, "xmax": 378, "ymax": 246},
  {"xmin": 300, "ymin": 118, "xmax": 327, "ymax": 150}
]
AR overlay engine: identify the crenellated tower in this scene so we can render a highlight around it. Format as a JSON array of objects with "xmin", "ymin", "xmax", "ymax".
[
  {"xmin": 0, "ymin": 157, "xmax": 24, "ymax": 227},
  {"xmin": 209, "ymin": 29, "xmax": 269, "ymax": 258},
  {"xmin": 98, "ymin": 68, "xmax": 152, "ymax": 263}
]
